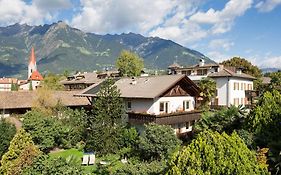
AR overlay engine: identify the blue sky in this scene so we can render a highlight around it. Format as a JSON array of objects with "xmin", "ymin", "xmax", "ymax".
[{"xmin": 0, "ymin": 0, "xmax": 281, "ymax": 68}]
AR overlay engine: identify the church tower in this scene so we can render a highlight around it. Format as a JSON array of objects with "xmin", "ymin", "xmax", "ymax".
[{"xmin": 28, "ymin": 47, "xmax": 37, "ymax": 78}]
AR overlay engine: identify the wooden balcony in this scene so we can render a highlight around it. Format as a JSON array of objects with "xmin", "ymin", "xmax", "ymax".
[{"xmin": 127, "ymin": 110, "xmax": 201, "ymax": 125}]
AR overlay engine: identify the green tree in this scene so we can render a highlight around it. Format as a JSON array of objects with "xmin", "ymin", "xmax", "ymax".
[
  {"xmin": 166, "ymin": 130, "xmax": 269, "ymax": 175},
  {"xmin": 198, "ymin": 77, "xmax": 216, "ymax": 109},
  {"xmin": 29, "ymin": 81, "xmax": 33, "ymax": 91},
  {"xmin": 247, "ymin": 90, "xmax": 281, "ymax": 174},
  {"xmin": 0, "ymin": 129, "xmax": 38, "ymax": 174},
  {"xmin": 22, "ymin": 155, "xmax": 83, "ymax": 175},
  {"xmin": 116, "ymin": 50, "xmax": 144, "ymax": 77},
  {"xmin": 269, "ymin": 72, "xmax": 281, "ymax": 91},
  {"xmin": 195, "ymin": 105, "xmax": 247, "ymax": 134},
  {"xmin": 85, "ymin": 79, "xmax": 125, "ymax": 154},
  {"xmin": 41, "ymin": 73, "xmax": 64, "ymax": 90},
  {"xmin": 138, "ymin": 124, "xmax": 181, "ymax": 160},
  {"xmin": 22, "ymin": 110, "xmax": 62, "ymax": 152},
  {"xmin": 221, "ymin": 57, "xmax": 262, "ymax": 78},
  {"xmin": 0, "ymin": 119, "xmax": 16, "ymax": 159},
  {"xmin": 11, "ymin": 83, "xmax": 18, "ymax": 91}
]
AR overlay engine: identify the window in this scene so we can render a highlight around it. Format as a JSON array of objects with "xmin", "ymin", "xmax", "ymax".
[
  {"xmin": 127, "ymin": 101, "xmax": 132, "ymax": 110},
  {"xmin": 183, "ymin": 100, "xmax": 190, "ymax": 111},
  {"xmin": 160, "ymin": 102, "xmax": 169, "ymax": 113},
  {"xmin": 233, "ymin": 98, "xmax": 239, "ymax": 106}
]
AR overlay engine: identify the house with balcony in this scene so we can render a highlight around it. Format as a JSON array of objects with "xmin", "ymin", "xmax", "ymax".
[
  {"xmin": 168, "ymin": 59, "xmax": 256, "ymax": 107},
  {"xmin": 76, "ymin": 74, "xmax": 201, "ymax": 136}
]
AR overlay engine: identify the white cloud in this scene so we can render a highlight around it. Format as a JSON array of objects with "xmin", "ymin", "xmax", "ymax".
[
  {"xmin": 259, "ymin": 56, "xmax": 281, "ymax": 68},
  {"xmin": 150, "ymin": 0, "xmax": 252, "ymax": 46},
  {"xmin": 0, "ymin": 0, "xmax": 72, "ymax": 26},
  {"xmin": 206, "ymin": 51, "xmax": 231, "ymax": 63},
  {"xmin": 208, "ymin": 39, "xmax": 234, "ymax": 51},
  {"xmin": 71, "ymin": 0, "xmax": 183, "ymax": 34},
  {"xmin": 255, "ymin": 0, "xmax": 281, "ymax": 12},
  {"xmin": 190, "ymin": 0, "xmax": 253, "ymax": 34}
]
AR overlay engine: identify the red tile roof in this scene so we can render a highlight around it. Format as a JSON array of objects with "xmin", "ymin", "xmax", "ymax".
[
  {"xmin": 29, "ymin": 70, "xmax": 43, "ymax": 81},
  {"xmin": 0, "ymin": 78, "xmax": 18, "ymax": 84}
]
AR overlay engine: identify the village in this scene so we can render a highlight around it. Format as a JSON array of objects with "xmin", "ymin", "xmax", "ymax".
[{"xmin": 0, "ymin": 45, "xmax": 279, "ymax": 174}]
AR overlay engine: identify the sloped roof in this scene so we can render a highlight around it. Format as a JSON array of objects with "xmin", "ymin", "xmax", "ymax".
[
  {"xmin": 29, "ymin": 70, "xmax": 43, "ymax": 81},
  {"xmin": 61, "ymin": 72, "xmax": 102, "ymax": 85},
  {"xmin": 208, "ymin": 67, "xmax": 256, "ymax": 80},
  {"xmin": 0, "ymin": 78, "xmax": 18, "ymax": 84},
  {"xmin": 0, "ymin": 91, "xmax": 89, "ymax": 109},
  {"xmin": 77, "ymin": 74, "xmax": 200, "ymax": 99}
]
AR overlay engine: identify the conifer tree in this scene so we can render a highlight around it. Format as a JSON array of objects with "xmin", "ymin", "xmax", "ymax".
[
  {"xmin": 0, "ymin": 129, "xmax": 40, "ymax": 175},
  {"xmin": 85, "ymin": 79, "xmax": 125, "ymax": 154}
]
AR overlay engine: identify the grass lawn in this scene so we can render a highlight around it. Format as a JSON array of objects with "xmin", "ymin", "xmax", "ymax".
[{"xmin": 49, "ymin": 148, "xmax": 97, "ymax": 173}]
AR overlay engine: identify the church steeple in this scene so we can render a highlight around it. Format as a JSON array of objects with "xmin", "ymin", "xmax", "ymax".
[{"xmin": 28, "ymin": 47, "xmax": 37, "ymax": 78}]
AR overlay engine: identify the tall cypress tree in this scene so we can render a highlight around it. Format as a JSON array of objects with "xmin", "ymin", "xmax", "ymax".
[{"xmin": 85, "ymin": 79, "xmax": 125, "ymax": 154}]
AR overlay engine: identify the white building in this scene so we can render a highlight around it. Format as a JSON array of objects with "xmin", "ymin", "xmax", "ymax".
[
  {"xmin": 208, "ymin": 67, "xmax": 255, "ymax": 107},
  {"xmin": 168, "ymin": 60, "xmax": 256, "ymax": 107},
  {"xmin": 0, "ymin": 78, "xmax": 18, "ymax": 91},
  {"xmin": 77, "ymin": 75, "xmax": 201, "ymax": 136}
]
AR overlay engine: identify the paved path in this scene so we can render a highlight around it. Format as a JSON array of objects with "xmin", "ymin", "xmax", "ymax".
[{"xmin": 6, "ymin": 117, "xmax": 22, "ymax": 130}]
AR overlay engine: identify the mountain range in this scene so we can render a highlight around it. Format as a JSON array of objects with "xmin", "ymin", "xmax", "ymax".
[{"xmin": 0, "ymin": 21, "xmax": 214, "ymax": 78}]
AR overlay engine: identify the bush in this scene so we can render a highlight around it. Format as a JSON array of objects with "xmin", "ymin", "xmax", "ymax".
[
  {"xmin": 167, "ymin": 130, "xmax": 269, "ymax": 175},
  {"xmin": 0, "ymin": 119, "xmax": 16, "ymax": 159},
  {"xmin": 138, "ymin": 124, "xmax": 181, "ymax": 160},
  {"xmin": 22, "ymin": 155, "xmax": 83, "ymax": 175}
]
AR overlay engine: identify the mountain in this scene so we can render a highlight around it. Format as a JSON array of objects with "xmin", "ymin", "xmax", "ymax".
[
  {"xmin": 0, "ymin": 21, "xmax": 214, "ymax": 78},
  {"xmin": 261, "ymin": 68, "xmax": 280, "ymax": 74}
]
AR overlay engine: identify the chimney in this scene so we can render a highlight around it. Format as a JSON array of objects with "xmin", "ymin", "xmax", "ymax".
[
  {"xmin": 236, "ymin": 68, "xmax": 242, "ymax": 74},
  {"xmin": 199, "ymin": 59, "xmax": 205, "ymax": 67},
  {"xmin": 130, "ymin": 77, "xmax": 137, "ymax": 85}
]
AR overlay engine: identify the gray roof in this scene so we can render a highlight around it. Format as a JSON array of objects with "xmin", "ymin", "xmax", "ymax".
[
  {"xmin": 61, "ymin": 72, "xmax": 103, "ymax": 85},
  {"xmin": 208, "ymin": 68, "xmax": 256, "ymax": 80},
  {"xmin": 77, "ymin": 75, "xmax": 200, "ymax": 99},
  {"xmin": 0, "ymin": 91, "xmax": 89, "ymax": 109},
  {"xmin": 262, "ymin": 77, "xmax": 271, "ymax": 84}
]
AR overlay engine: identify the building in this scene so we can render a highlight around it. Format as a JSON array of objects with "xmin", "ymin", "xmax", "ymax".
[
  {"xmin": 208, "ymin": 67, "xmax": 256, "ymax": 107},
  {"xmin": 0, "ymin": 91, "xmax": 90, "ymax": 117},
  {"xmin": 168, "ymin": 59, "xmax": 220, "ymax": 82},
  {"xmin": 0, "ymin": 78, "xmax": 18, "ymax": 91},
  {"xmin": 169, "ymin": 59, "xmax": 256, "ymax": 107},
  {"xmin": 61, "ymin": 70, "xmax": 120, "ymax": 91},
  {"xmin": 76, "ymin": 74, "xmax": 201, "ymax": 136},
  {"xmin": 19, "ymin": 47, "xmax": 43, "ymax": 90}
]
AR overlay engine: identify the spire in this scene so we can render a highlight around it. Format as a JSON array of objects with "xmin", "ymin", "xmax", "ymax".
[{"xmin": 29, "ymin": 47, "xmax": 36, "ymax": 65}]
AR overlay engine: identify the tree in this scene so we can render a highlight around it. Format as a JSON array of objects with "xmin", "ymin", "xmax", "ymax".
[
  {"xmin": 85, "ymin": 79, "xmax": 125, "ymax": 154},
  {"xmin": 198, "ymin": 77, "xmax": 216, "ymax": 109},
  {"xmin": 195, "ymin": 105, "xmax": 247, "ymax": 134},
  {"xmin": 138, "ymin": 124, "xmax": 181, "ymax": 160},
  {"xmin": 247, "ymin": 90, "xmax": 281, "ymax": 174},
  {"xmin": 32, "ymin": 87, "xmax": 57, "ymax": 115},
  {"xmin": 221, "ymin": 57, "xmax": 262, "ymax": 78},
  {"xmin": 41, "ymin": 73, "xmax": 64, "ymax": 90},
  {"xmin": 29, "ymin": 81, "xmax": 33, "ymax": 91},
  {"xmin": 0, "ymin": 129, "xmax": 40, "ymax": 175},
  {"xmin": 22, "ymin": 155, "xmax": 83, "ymax": 175},
  {"xmin": 166, "ymin": 130, "xmax": 269, "ymax": 175},
  {"xmin": 11, "ymin": 83, "xmax": 18, "ymax": 91},
  {"xmin": 0, "ymin": 119, "xmax": 16, "ymax": 159},
  {"xmin": 116, "ymin": 50, "xmax": 144, "ymax": 77}
]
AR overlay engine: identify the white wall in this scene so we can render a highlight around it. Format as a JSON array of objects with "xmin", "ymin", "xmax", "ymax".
[
  {"xmin": 214, "ymin": 77, "xmax": 253, "ymax": 106},
  {"xmin": 125, "ymin": 96, "xmax": 196, "ymax": 115},
  {"xmin": 215, "ymin": 78, "xmax": 229, "ymax": 106},
  {"xmin": 153, "ymin": 96, "xmax": 195, "ymax": 115},
  {"xmin": 0, "ymin": 84, "xmax": 12, "ymax": 91}
]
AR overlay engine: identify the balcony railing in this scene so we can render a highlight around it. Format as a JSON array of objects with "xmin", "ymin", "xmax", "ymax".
[
  {"xmin": 127, "ymin": 110, "xmax": 201, "ymax": 125},
  {"xmin": 245, "ymin": 90, "xmax": 259, "ymax": 97}
]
